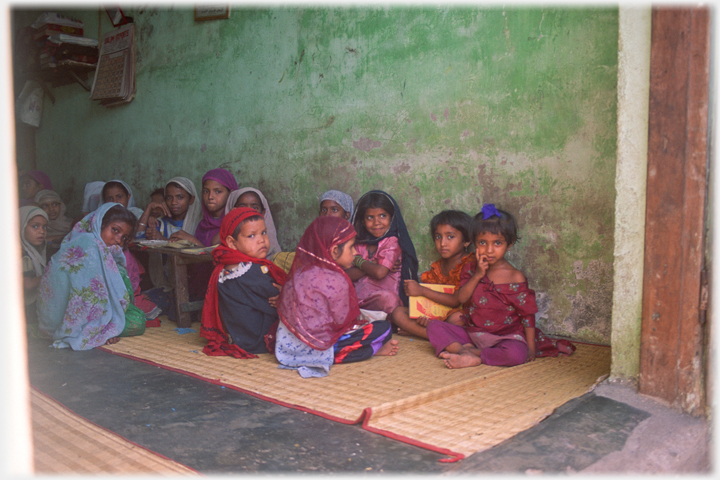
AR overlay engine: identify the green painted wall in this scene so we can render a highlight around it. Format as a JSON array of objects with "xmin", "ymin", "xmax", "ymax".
[{"xmin": 19, "ymin": 6, "xmax": 618, "ymax": 344}]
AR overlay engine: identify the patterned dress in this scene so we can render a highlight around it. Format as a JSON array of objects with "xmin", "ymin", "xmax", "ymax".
[
  {"xmin": 37, "ymin": 203, "xmax": 145, "ymax": 350},
  {"xmin": 428, "ymin": 261, "xmax": 575, "ymax": 364},
  {"xmin": 426, "ymin": 264, "xmax": 537, "ymax": 367},
  {"xmin": 461, "ymin": 277, "xmax": 537, "ymax": 342}
]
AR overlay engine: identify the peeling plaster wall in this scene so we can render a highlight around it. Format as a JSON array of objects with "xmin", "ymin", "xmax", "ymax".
[{"xmin": 22, "ymin": 6, "xmax": 619, "ymax": 344}]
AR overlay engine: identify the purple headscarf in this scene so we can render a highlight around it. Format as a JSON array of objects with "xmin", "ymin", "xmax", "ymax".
[
  {"xmin": 194, "ymin": 168, "xmax": 238, "ymax": 246},
  {"xmin": 26, "ymin": 170, "xmax": 53, "ymax": 191},
  {"xmin": 19, "ymin": 170, "xmax": 53, "ymax": 206}
]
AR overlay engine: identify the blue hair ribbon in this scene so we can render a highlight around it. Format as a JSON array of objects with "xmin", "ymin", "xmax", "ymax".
[{"xmin": 481, "ymin": 203, "xmax": 501, "ymax": 220}]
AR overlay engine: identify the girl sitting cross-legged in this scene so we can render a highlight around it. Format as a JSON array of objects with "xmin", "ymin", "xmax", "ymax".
[
  {"xmin": 275, "ymin": 216, "xmax": 398, "ymax": 378},
  {"xmin": 400, "ymin": 209, "xmax": 475, "ymax": 337}
]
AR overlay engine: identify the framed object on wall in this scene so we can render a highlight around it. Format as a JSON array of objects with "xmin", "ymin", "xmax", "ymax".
[
  {"xmin": 105, "ymin": 6, "xmax": 129, "ymax": 27},
  {"xmin": 194, "ymin": 5, "xmax": 230, "ymax": 22}
]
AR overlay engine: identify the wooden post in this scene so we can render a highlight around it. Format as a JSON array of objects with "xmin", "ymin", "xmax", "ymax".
[{"xmin": 639, "ymin": 6, "xmax": 710, "ymax": 415}]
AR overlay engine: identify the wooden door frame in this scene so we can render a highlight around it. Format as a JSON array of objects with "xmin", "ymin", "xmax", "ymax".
[{"xmin": 639, "ymin": 6, "xmax": 711, "ymax": 415}]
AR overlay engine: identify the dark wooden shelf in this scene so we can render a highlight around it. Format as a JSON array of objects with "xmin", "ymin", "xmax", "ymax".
[{"xmin": 39, "ymin": 60, "xmax": 97, "ymax": 91}]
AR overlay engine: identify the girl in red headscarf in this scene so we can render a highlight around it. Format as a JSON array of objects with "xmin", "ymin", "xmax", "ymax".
[
  {"xmin": 276, "ymin": 216, "xmax": 399, "ymax": 378},
  {"xmin": 200, "ymin": 207, "xmax": 287, "ymax": 358}
]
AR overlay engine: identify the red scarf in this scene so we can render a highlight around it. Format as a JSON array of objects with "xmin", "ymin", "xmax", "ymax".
[{"xmin": 200, "ymin": 207, "xmax": 287, "ymax": 358}]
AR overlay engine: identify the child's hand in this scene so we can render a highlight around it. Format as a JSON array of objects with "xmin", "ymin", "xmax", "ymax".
[
  {"xmin": 268, "ymin": 283, "xmax": 282, "ymax": 308},
  {"xmin": 168, "ymin": 230, "xmax": 194, "ymax": 243},
  {"xmin": 446, "ymin": 311, "xmax": 465, "ymax": 326},
  {"xmin": 403, "ymin": 279, "xmax": 423, "ymax": 297},
  {"xmin": 147, "ymin": 201, "xmax": 171, "ymax": 219},
  {"xmin": 389, "ymin": 257, "xmax": 402, "ymax": 273},
  {"xmin": 415, "ymin": 315, "xmax": 431, "ymax": 327},
  {"xmin": 474, "ymin": 250, "xmax": 489, "ymax": 278},
  {"xmin": 145, "ymin": 225, "xmax": 160, "ymax": 240},
  {"xmin": 145, "ymin": 217, "xmax": 165, "ymax": 240}
]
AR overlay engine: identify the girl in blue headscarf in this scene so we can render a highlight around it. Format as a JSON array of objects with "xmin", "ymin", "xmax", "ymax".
[{"xmin": 37, "ymin": 203, "xmax": 146, "ymax": 350}]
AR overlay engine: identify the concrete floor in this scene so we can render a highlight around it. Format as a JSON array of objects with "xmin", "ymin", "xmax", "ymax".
[{"xmin": 26, "ymin": 332, "xmax": 712, "ymax": 475}]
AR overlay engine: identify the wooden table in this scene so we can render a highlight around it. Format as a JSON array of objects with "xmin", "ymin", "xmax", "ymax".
[{"xmin": 131, "ymin": 244, "xmax": 214, "ymax": 328}]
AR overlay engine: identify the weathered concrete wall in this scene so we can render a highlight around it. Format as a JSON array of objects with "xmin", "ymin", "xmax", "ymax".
[
  {"xmin": 611, "ymin": 6, "xmax": 650, "ymax": 381},
  {"xmin": 21, "ymin": 6, "xmax": 619, "ymax": 344}
]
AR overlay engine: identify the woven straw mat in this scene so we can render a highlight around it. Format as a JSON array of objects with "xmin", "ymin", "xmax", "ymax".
[
  {"xmin": 102, "ymin": 320, "xmax": 610, "ymax": 459},
  {"xmin": 31, "ymin": 388, "xmax": 197, "ymax": 475}
]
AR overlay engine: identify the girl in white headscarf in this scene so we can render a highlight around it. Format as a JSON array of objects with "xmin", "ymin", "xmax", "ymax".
[
  {"xmin": 136, "ymin": 177, "xmax": 202, "ymax": 239},
  {"xmin": 20, "ymin": 206, "xmax": 49, "ymax": 326},
  {"xmin": 101, "ymin": 180, "xmax": 144, "ymax": 219},
  {"xmin": 225, "ymin": 187, "xmax": 282, "ymax": 258},
  {"xmin": 34, "ymin": 189, "xmax": 73, "ymax": 243}
]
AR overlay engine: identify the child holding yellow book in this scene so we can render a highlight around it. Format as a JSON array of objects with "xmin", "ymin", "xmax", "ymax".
[{"xmin": 402, "ymin": 210, "xmax": 474, "ymax": 332}]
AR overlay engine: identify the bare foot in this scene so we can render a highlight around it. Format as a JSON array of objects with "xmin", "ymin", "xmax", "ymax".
[
  {"xmin": 439, "ymin": 351, "xmax": 481, "ymax": 369},
  {"xmin": 376, "ymin": 339, "xmax": 399, "ymax": 356},
  {"xmin": 105, "ymin": 337, "xmax": 120, "ymax": 345},
  {"xmin": 396, "ymin": 328, "xmax": 411, "ymax": 336}
]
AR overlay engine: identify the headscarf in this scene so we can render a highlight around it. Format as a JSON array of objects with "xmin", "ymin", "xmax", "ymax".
[
  {"xmin": 20, "ymin": 170, "xmax": 53, "ymax": 206},
  {"xmin": 225, "ymin": 187, "xmax": 282, "ymax": 257},
  {"xmin": 37, "ymin": 203, "xmax": 131, "ymax": 350},
  {"xmin": 351, "ymin": 190, "xmax": 419, "ymax": 306},
  {"xmin": 34, "ymin": 190, "xmax": 72, "ymax": 239},
  {"xmin": 165, "ymin": 177, "xmax": 202, "ymax": 235},
  {"xmin": 19, "ymin": 205, "xmax": 48, "ymax": 276},
  {"xmin": 194, "ymin": 168, "xmax": 238, "ymax": 246},
  {"xmin": 320, "ymin": 190, "xmax": 354, "ymax": 217},
  {"xmin": 26, "ymin": 170, "xmax": 53, "ymax": 190},
  {"xmin": 278, "ymin": 216, "xmax": 360, "ymax": 350},
  {"xmin": 82, "ymin": 181, "xmax": 105, "ymax": 214},
  {"xmin": 102, "ymin": 179, "xmax": 144, "ymax": 219},
  {"xmin": 200, "ymin": 207, "xmax": 287, "ymax": 358}
]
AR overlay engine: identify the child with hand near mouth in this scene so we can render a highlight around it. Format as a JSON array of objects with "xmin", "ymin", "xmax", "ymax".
[{"xmin": 428, "ymin": 204, "xmax": 538, "ymax": 368}]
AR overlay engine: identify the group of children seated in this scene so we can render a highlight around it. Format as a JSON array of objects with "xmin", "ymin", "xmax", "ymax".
[{"xmin": 19, "ymin": 167, "xmax": 575, "ymax": 378}]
